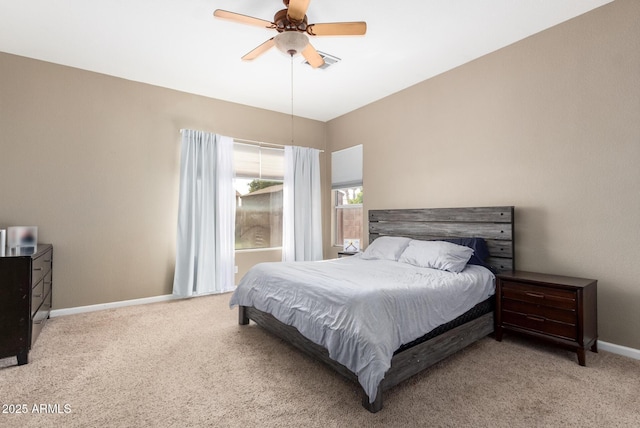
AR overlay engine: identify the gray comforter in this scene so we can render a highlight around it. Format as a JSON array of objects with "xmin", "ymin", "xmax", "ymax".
[{"xmin": 229, "ymin": 255, "xmax": 495, "ymax": 402}]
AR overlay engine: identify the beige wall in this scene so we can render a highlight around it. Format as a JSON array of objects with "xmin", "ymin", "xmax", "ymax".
[
  {"xmin": 1, "ymin": 0, "xmax": 638, "ymax": 350},
  {"xmin": 0, "ymin": 52, "xmax": 326, "ymax": 309},
  {"xmin": 327, "ymin": 0, "xmax": 640, "ymax": 349}
]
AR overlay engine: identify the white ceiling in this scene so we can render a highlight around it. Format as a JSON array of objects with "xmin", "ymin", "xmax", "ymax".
[{"xmin": 0, "ymin": 0, "xmax": 612, "ymax": 122}]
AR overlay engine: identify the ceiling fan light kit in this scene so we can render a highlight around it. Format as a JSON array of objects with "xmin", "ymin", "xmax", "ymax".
[
  {"xmin": 213, "ymin": 0, "xmax": 366, "ymax": 68},
  {"xmin": 274, "ymin": 32, "xmax": 309, "ymax": 56}
]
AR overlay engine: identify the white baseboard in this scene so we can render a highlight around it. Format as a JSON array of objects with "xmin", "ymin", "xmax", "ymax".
[
  {"xmin": 50, "ymin": 296, "xmax": 640, "ymax": 361},
  {"xmin": 49, "ymin": 294, "xmax": 179, "ymax": 317},
  {"xmin": 598, "ymin": 340, "xmax": 640, "ymax": 360}
]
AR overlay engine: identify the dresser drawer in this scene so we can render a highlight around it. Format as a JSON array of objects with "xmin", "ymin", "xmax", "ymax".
[
  {"xmin": 31, "ymin": 259, "xmax": 46, "ymax": 286},
  {"xmin": 501, "ymin": 281, "xmax": 576, "ymax": 310},
  {"xmin": 43, "ymin": 270, "xmax": 52, "ymax": 297},
  {"xmin": 31, "ymin": 296, "xmax": 51, "ymax": 347},
  {"xmin": 31, "ymin": 279, "xmax": 45, "ymax": 316},
  {"xmin": 32, "ymin": 267, "xmax": 52, "ymax": 347},
  {"xmin": 31, "ymin": 249, "xmax": 52, "ymax": 286},
  {"xmin": 502, "ymin": 309, "xmax": 577, "ymax": 341}
]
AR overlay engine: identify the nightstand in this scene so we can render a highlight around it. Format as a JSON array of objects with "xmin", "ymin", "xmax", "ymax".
[
  {"xmin": 495, "ymin": 270, "xmax": 597, "ymax": 366},
  {"xmin": 337, "ymin": 251, "xmax": 358, "ymax": 258}
]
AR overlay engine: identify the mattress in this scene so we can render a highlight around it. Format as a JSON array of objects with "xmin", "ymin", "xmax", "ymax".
[{"xmin": 394, "ymin": 297, "xmax": 494, "ymax": 354}]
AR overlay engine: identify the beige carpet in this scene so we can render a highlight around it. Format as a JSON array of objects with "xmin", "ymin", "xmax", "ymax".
[{"xmin": 1, "ymin": 293, "xmax": 639, "ymax": 428}]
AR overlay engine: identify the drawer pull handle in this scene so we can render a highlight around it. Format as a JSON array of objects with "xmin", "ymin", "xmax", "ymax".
[
  {"xmin": 526, "ymin": 315, "xmax": 546, "ymax": 322},
  {"xmin": 33, "ymin": 267, "xmax": 43, "ymax": 271},
  {"xmin": 33, "ymin": 294, "xmax": 42, "ymax": 298},
  {"xmin": 525, "ymin": 292, "xmax": 545, "ymax": 299}
]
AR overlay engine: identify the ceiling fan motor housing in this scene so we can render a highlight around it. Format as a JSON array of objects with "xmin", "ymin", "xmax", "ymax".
[{"xmin": 274, "ymin": 9, "xmax": 308, "ymax": 32}]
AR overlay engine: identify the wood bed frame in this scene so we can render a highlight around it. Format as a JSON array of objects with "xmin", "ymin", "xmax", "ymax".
[{"xmin": 238, "ymin": 206, "xmax": 515, "ymax": 412}]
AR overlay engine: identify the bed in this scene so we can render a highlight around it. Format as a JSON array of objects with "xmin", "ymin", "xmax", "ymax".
[{"xmin": 230, "ymin": 206, "xmax": 514, "ymax": 412}]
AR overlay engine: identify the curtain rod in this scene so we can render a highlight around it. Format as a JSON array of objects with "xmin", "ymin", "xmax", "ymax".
[
  {"xmin": 179, "ymin": 130, "xmax": 284, "ymax": 148},
  {"xmin": 234, "ymin": 138, "xmax": 324, "ymax": 153},
  {"xmin": 179, "ymin": 131, "xmax": 324, "ymax": 152},
  {"xmin": 233, "ymin": 138, "xmax": 285, "ymax": 149}
]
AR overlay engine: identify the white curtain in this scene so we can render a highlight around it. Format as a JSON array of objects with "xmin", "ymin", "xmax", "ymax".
[
  {"xmin": 173, "ymin": 130, "xmax": 236, "ymax": 297},
  {"xmin": 282, "ymin": 146, "xmax": 323, "ymax": 261}
]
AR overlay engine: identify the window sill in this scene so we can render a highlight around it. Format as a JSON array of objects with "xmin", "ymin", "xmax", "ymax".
[{"xmin": 235, "ymin": 247, "xmax": 282, "ymax": 253}]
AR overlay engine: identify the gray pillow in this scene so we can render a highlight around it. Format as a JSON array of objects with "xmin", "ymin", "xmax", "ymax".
[
  {"xmin": 398, "ymin": 240, "xmax": 474, "ymax": 273},
  {"xmin": 361, "ymin": 236, "xmax": 412, "ymax": 261}
]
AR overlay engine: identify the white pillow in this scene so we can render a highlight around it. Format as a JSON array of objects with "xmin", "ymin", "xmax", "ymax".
[
  {"xmin": 361, "ymin": 236, "xmax": 412, "ymax": 261},
  {"xmin": 398, "ymin": 240, "xmax": 474, "ymax": 273}
]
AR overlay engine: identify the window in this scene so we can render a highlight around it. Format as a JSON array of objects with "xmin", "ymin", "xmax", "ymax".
[
  {"xmin": 331, "ymin": 145, "xmax": 363, "ymax": 247},
  {"xmin": 234, "ymin": 143, "xmax": 284, "ymax": 250},
  {"xmin": 333, "ymin": 186, "xmax": 363, "ymax": 247}
]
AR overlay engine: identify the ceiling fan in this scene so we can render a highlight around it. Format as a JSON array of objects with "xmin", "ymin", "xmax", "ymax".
[{"xmin": 213, "ymin": 0, "xmax": 367, "ymax": 68}]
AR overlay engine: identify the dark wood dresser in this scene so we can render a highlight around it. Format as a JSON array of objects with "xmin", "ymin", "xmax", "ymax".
[
  {"xmin": 0, "ymin": 244, "xmax": 53, "ymax": 365},
  {"xmin": 495, "ymin": 270, "xmax": 597, "ymax": 366}
]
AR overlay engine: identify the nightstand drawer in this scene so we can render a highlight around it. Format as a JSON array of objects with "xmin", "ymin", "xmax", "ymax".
[
  {"xmin": 502, "ymin": 298, "xmax": 576, "ymax": 324},
  {"xmin": 502, "ymin": 310, "xmax": 577, "ymax": 340},
  {"xmin": 501, "ymin": 281, "xmax": 576, "ymax": 310}
]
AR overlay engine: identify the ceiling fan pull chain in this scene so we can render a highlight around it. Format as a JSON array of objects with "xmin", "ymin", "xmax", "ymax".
[{"xmin": 291, "ymin": 54, "xmax": 294, "ymax": 145}]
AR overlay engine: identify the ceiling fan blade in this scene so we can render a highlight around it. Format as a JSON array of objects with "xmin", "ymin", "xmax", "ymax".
[
  {"xmin": 287, "ymin": 0, "xmax": 311, "ymax": 23},
  {"xmin": 302, "ymin": 43, "xmax": 325, "ymax": 69},
  {"xmin": 213, "ymin": 9, "xmax": 275, "ymax": 29},
  {"xmin": 242, "ymin": 38, "xmax": 276, "ymax": 61},
  {"xmin": 307, "ymin": 22, "xmax": 367, "ymax": 36}
]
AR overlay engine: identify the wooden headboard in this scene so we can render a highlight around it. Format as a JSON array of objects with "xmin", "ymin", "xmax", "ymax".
[{"xmin": 368, "ymin": 206, "xmax": 515, "ymax": 273}]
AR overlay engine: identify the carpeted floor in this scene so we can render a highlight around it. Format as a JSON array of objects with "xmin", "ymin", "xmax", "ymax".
[{"xmin": 1, "ymin": 293, "xmax": 639, "ymax": 428}]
